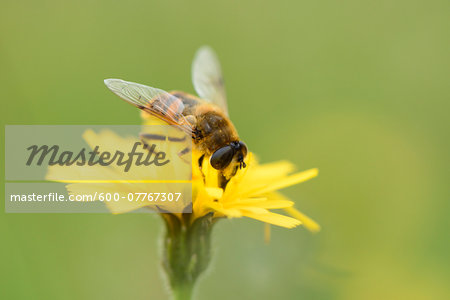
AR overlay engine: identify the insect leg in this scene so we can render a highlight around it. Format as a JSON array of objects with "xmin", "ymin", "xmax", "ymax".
[
  {"xmin": 198, "ymin": 154, "xmax": 206, "ymax": 183},
  {"xmin": 218, "ymin": 172, "xmax": 230, "ymax": 189},
  {"xmin": 198, "ymin": 154, "xmax": 205, "ymax": 170}
]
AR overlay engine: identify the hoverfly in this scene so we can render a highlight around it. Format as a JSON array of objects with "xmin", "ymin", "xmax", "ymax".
[{"xmin": 104, "ymin": 46, "xmax": 247, "ymax": 188}]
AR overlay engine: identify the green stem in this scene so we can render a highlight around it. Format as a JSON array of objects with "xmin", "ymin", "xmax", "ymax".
[
  {"xmin": 172, "ymin": 284, "xmax": 193, "ymax": 300},
  {"xmin": 161, "ymin": 213, "xmax": 214, "ymax": 300}
]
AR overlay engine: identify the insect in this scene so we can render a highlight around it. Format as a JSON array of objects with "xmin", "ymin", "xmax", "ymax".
[{"xmin": 104, "ymin": 46, "xmax": 247, "ymax": 187}]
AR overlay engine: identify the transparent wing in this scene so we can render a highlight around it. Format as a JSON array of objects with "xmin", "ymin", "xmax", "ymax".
[
  {"xmin": 192, "ymin": 46, "xmax": 229, "ymax": 116},
  {"xmin": 104, "ymin": 79, "xmax": 193, "ymax": 134}
]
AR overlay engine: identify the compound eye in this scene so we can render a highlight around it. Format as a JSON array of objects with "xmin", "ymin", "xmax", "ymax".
[{"xmin": 210, "ymin": 146, "xmax": 234, "ymax": 170}]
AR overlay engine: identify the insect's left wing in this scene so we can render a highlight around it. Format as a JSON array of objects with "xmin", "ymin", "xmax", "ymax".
[
  {"xmin": 192, "ymin": 46, "xmax": 229, "ymax": 116},
  {"xmin": 104, "ymin": 79, "xmax": 193, "ymax": 134}
]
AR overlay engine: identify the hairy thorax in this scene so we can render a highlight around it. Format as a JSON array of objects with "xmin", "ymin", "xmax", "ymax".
[{"xmin": 170, "ymin": 91, "xmax": 240, "ymax": 155}]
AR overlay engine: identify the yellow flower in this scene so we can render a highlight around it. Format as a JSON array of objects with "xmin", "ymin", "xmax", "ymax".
[
  {"xmin": 45, "ymin": 123, "xmax": 320, "ymax": 299},
  {"xmin": 46, "ymin": 127, "xmax": 319, "ymax": 232},
  {"xmin": 192, "ymin": 149, "xmax": 320, "ymax": 231},
  {"xmin": 140, "ymin": 112, "xmax": 320, "ymax": 230}
]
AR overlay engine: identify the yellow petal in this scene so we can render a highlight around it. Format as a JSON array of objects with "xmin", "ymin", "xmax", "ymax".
[
  {"xmin": 242, "ymin": 211, "xmax": 301, "ymax": 228},
  {"xmin": 250, "ymin": 168, "xmax": 319, "ymax": 196},
  {"xmin": 247, "ymin": 160, "xmax": 295, "ymax": 179},
  {"xmin": 205, "ymin": 187, "xmax": 223, "ymax": 199},
  {"xmin": 227, "ymin": 198, "xmax": 294, "ymax": 209},
  {"xmin": 207, "ymin": 202, "xmax": 242, "ymax": 218},
  {"xmin": 285, "ymin": 207, "xmax": 321, "ymax": 233}
]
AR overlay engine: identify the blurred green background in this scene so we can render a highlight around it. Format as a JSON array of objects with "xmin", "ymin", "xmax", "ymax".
[{"xmin": 1, "ymin": 0, "xmax": 449, "ymax": 299}]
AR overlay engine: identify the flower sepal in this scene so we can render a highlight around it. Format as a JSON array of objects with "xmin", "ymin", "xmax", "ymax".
[{"xmin": 161, "ymin": 213, "xmax": 214, "ymax": 300}]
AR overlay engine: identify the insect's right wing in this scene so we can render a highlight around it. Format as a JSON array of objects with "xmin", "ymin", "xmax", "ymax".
[
  {"xmin": 192, "ymin": 46, "xmax": 229, "ymax": 116},
  {"xmin": 104, "ymin": 79, "xmax": 194, "ymax": 134}
]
